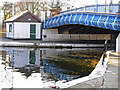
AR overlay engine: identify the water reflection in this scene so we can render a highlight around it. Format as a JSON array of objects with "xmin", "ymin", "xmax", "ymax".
[{"xmin": 0, "ymin": 48, "xmax": 103, "ymax": 88}]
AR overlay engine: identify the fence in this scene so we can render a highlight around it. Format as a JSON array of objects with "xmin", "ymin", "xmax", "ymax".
[
  {"xmin": 0, "ymin": 28, "xmax": 6, "ymax": 39},
  {"xmin": 0, "ymin": 32, "xmax": 6, "ymax": 39}
]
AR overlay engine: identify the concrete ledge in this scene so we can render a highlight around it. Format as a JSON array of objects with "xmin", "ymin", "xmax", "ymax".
[{"xmin": 0, "ymin": 41, "xmax": 104, "ymax": 48}]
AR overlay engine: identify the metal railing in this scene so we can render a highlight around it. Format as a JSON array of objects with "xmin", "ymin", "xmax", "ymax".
[
  {"xmin": 102, "ymin": 39, "xmax": 109, "ymax": 65},
  {"xmin": 61, "ymin": 4, "xmax": 120, "ymax": 14}
]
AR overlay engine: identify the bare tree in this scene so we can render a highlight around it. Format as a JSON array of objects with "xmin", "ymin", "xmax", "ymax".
[
  {"xmin": 15, "ymin": 0, "xmax": 47, "ymax": 15},
  {"xmin": 2, "ymin": 2, "xmax": 13, "ymax": 28},
  {"xmin": 1, "ymin": 0, "xmax": 72, "ymax": 26}
]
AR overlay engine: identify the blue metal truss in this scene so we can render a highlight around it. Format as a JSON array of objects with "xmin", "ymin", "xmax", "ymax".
[{"xmin": 42, "ymin": 12, "xmax": 120, "ymax": 31}]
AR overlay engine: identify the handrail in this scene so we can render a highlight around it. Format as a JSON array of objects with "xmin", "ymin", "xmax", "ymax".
[{"xmin": 61, "ymin": 4, "xmax": 120, "ymax": 14}]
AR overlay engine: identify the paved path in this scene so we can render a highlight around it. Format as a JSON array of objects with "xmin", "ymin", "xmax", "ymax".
[{"xmin": 103, "ymin": 52, "xmax": 120, "ymax": 88}]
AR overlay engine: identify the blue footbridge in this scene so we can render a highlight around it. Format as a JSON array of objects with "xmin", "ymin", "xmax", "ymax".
[
  {"xmin": 42, "ymin": 11, "xmax": 120, "ymax": 31},
  {"xmin": 42, "ymin": 4, "xmax": 120, "ymax": 50},
  {"xmin": 42, "ymin": 4, "xmax": 120, "ymax": 31}
]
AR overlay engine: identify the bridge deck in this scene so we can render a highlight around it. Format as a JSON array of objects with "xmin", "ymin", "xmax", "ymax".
[{"xmin": 42, "ymin": 11, "xmax": 120, "ymax": 31}]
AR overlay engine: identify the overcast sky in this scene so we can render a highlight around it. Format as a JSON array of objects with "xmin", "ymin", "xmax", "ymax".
[
  {"xmin": 65, "ymin": 0, "xmax": 120, "ymax": 7},
  {"xmin": 0, "ymin": 0, "xmax": 120, "ymax": 7}
]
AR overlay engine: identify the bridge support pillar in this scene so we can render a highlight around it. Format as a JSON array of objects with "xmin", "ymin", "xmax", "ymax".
[
  {"xmin": 116, "ymin": 33, "xmax": 120, "ymax": 53},
  {"xmin": 110, "ymin": 31, "xmax": 119, "ymax": 51}
]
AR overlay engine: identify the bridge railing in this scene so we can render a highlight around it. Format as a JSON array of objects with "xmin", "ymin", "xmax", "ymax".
[{"xmin": 61, "ymin": 4, "xmax": 120, "ymax": 14}]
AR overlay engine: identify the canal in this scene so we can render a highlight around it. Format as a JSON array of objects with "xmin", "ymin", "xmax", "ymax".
[{"xmin": 0, "ymin": 47, "xmax": 104, "ymax": 88}]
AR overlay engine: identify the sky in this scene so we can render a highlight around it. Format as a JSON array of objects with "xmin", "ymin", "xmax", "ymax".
[
  {"xmin": 0, "ymin": 0, "xmax": 120, "ymax": 7},
  {"xmin": 65, "ymin": 0, "xmax": 120, "ymax": 7},
  {"xmin": 0, "ymin": 0, "xmax": 19, "ymax": 6}
]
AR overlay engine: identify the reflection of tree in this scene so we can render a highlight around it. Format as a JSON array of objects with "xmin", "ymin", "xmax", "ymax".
[
  {"xmin": 15, "ymin": 65, "xmax": 40, "ymax": 78},
  {"xmin": 52, "ymin": 59, "xmax": 94, "ymax": 77},
  {"xmin": 45, "ymin": 51, "xmax": 102, "ymax": 78},
  {"xmin": 2, "ymin": 2, "xmax": 12, "ymax": 28},
  {"xmin": 40, "ymin": 59, "xmax": 79, "ymax": 81},
  {"xmin": 2, "ymin": 49, "xmax": 103, "ymax": 82}
]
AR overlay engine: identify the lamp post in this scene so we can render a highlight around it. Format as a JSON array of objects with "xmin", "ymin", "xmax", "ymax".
[
  {"xmin": 12, "ymin": 3, "xmax": 14, "ymax": 16},
  {"xmin": 96, "ymin": 0, "xmax": 98, "ymax": 12},
  {"xmin": 109, "ymin": 0, "xmax": 113, "ymax": 13},
  {"xmin": 105, "ymin": 0, "xmax": 106, "ymax": 13},
  {"xmin": 74, "ymin": 0, "xmax": 75, "ymax": 9}
]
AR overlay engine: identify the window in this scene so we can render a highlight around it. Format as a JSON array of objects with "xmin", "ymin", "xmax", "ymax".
[{"xmin": 9, "ymin": 24, "xmax": 12, "ymax": 32}]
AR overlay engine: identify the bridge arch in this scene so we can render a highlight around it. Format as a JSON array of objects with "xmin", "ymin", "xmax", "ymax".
[{"xmin": 42, "ymin": 11, "xmax": 120, "ymax": 31}]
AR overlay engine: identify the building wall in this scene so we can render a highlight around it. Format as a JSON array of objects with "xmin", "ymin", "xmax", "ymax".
[
  {"xmin": 42, "ymin": 30, "xmax": 110, "ymax": 41},
  {"xmin": 42, "ymin": 29, "xmax": 58, "ymax": 41},
  {"xmin": 6, "ymin": 22, "xmax": 41, "ymax": 39}
]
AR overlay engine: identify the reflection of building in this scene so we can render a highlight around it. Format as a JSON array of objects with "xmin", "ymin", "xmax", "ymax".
[
  {"xmin": 6, "ymin": 49, "xmax": 40, "ymax": 68},
  {"xmin": 5, "ymin": 49, "xmax": 41, "ymax": 78},
  {"xmin": 4, "ymin": 48, "xmax": 80, "ymax": 81}
]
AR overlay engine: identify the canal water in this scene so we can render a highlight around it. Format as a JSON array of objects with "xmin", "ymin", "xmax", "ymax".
[{"xmin": 0, "ymin": 47, "xmax": 103, "ymax": 88}]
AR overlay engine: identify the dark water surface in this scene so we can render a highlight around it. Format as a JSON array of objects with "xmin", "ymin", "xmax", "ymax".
[{"xmin": 0, "ymin": 48, "xmax": 103, "ymax": 88}]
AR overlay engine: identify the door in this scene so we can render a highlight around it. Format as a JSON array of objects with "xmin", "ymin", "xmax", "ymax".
[
  {"xmin": 30, "ymin": 24, "xmax": 36, "ymax": 40},
  {"xmin": 29, "ymin": 51, "xmax": 36, "ymax": 64}
]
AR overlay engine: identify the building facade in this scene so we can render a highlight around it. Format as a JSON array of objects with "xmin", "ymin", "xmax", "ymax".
[{"xmin": 5, "ymin": 11, "xmax": 41, "ymax": 40}]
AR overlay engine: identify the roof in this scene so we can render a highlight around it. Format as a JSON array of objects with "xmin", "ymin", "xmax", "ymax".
[{"xmin": 5, "ymin": 10, "xmax": 41, "ymax": 22}]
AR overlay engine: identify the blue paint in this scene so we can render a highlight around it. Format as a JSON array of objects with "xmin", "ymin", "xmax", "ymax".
[{"xmin": 42, "ymin": 11, "xmax": 120, "ymax": 31}]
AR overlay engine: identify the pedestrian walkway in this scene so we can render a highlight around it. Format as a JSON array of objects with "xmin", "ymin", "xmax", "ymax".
[{"xmin": 103, "ymin": 52, "xmax": 120, "ymax": 88}]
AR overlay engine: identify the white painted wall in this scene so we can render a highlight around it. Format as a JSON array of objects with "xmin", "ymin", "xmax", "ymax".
[
  {"xmin": 6, "ymin": 22, "xmax": 41, "ymax": 39},
  {"xmin": 6, "ymin": 22, "xmax": 14, "ymax": 38},
  {"xmin": 116, "ymin": 33, "xmax": 120, "ymax": 53},
  {"xmin": 14, "ymin": 22, "xmax": 41, "ymax": 39}
]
